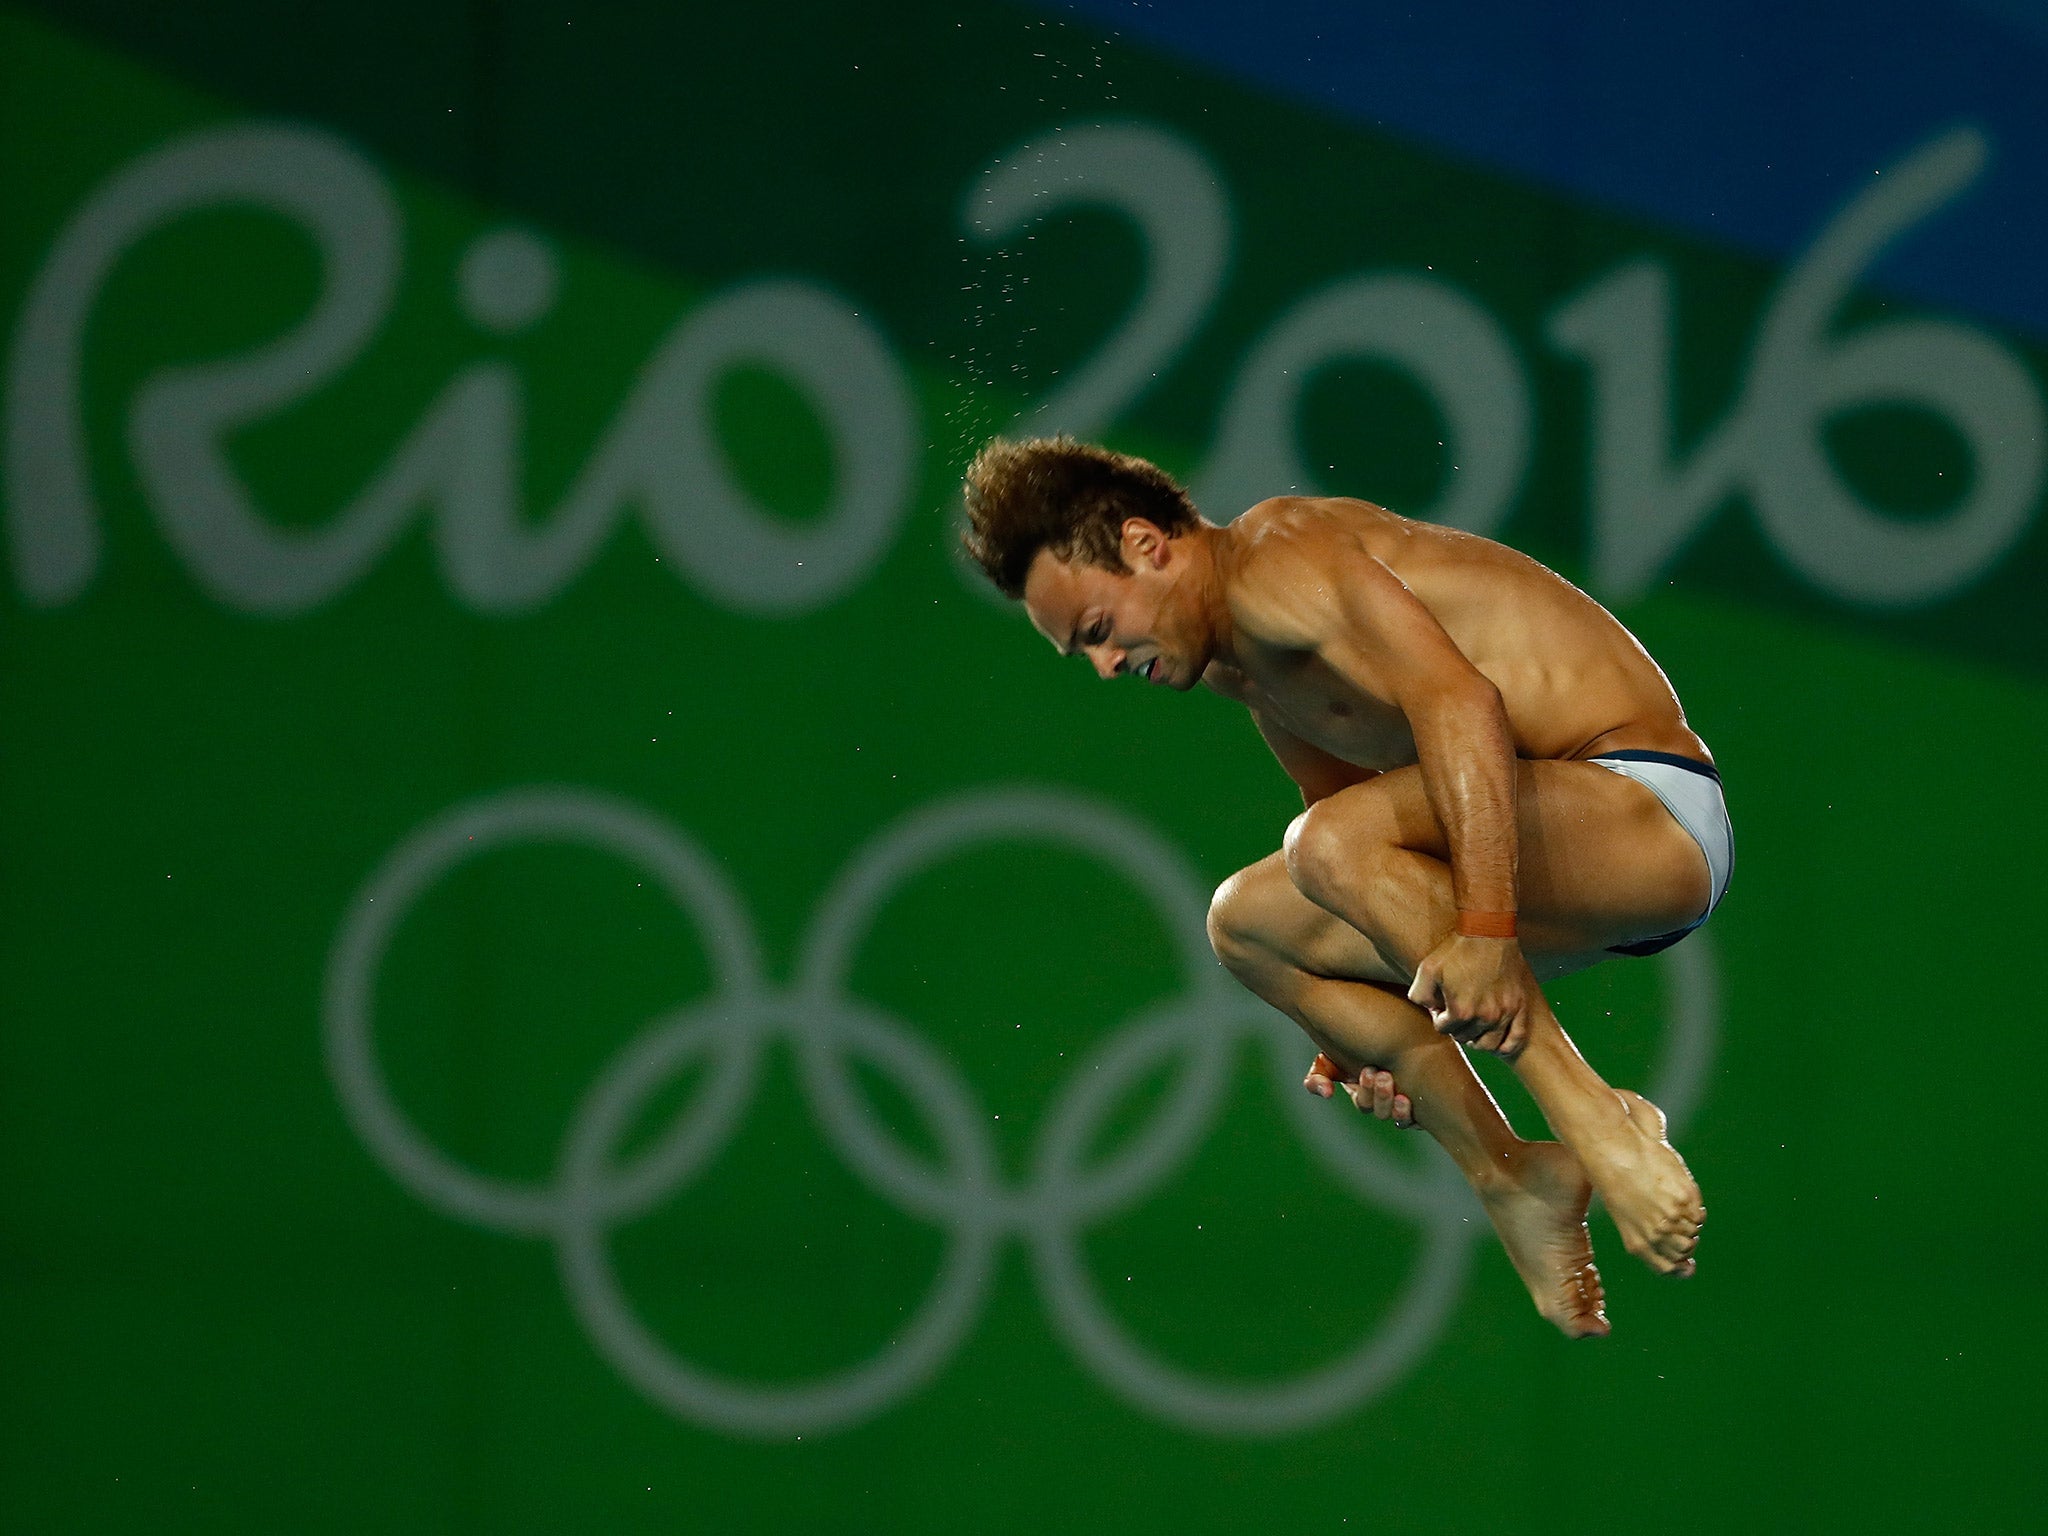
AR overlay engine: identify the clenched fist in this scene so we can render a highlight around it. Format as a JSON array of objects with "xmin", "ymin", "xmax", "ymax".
[{"xmin": 1407, "ymin": 932, "xmax": 1535, "ymax": 1058}]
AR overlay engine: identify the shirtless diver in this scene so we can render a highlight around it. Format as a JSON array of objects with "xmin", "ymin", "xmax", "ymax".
[{"xmin": 961, "ymin": 436, "xmax": 1731, "ymax": 1338}]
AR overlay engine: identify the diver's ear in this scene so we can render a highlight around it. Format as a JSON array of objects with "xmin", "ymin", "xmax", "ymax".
[{"xmin": 1121, "ymin": 518, "xmax": 1168, "ymax": 569}]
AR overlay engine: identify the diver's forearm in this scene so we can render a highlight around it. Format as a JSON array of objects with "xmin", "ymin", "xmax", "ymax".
[{"xmin": 1410, "ymin": 686, "xmax": 1519, "ymax": 918}]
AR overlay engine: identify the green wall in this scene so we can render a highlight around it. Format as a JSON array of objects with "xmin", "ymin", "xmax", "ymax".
[{"xmin": 2, "ymin": 5, "xmax": 2040, "ymax": 1531}]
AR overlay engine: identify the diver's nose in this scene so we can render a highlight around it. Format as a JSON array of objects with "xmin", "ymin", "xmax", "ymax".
[{"xmin": 1088, "ymin": 647, "xmax": 1123, "ymax": 681}]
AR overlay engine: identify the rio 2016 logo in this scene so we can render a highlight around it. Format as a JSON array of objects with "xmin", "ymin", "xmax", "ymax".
[
  {"xmin": 5, "ymin": 117, "xmax": 2040, "ymax": 620},
  {"xmin": 326, "ymin": 785, "xmax": 1721, "ymax": 1439}
]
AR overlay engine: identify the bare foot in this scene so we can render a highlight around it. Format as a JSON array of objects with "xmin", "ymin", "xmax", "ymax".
[
  {"xmin": 1574, "ymin": 1090, "xmax": 1705, "ymax": 1277},
  {"xmin": 1480, "ymin": 1142, "xmax": 1609, "ymax": 1339}
]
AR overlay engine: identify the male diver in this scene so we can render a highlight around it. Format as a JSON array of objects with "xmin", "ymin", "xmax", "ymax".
[{"xmin": 962, "ymin": 437, "xmax": 1731, "ymax": 1337}]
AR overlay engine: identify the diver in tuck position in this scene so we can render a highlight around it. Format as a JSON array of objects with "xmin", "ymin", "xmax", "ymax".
[{"xmin": 961, "ymin": 436, "xmax": 1731, "ymax": 1337}]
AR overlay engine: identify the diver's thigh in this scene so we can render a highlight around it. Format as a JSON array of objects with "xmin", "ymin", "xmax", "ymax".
[
  {"xmin": 1224, "ymin": 849, "xmax": 1405, "ymax": 985},
  {"xmin": 1328, "ymin": 762, "xmax": 1710, "ymax": 952},
  {"xmin": 1516, "ymin": 761, "xmax": 1712, "ymax": 946}
]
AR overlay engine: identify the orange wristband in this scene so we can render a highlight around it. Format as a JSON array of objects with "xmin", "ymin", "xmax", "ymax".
[{"xmin": 1456, "ymin": 909, "xmax": 1518, "ymax": 939}]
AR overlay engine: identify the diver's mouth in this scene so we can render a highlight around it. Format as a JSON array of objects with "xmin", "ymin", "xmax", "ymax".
[{"xmin": 1140, "ymin": 657, "xmax": 1159, "ymax": 684}]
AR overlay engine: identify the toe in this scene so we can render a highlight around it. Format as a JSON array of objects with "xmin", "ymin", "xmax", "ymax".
[
  {"xmin": 1558, "ymin": 1289, "xmax": 1611, "ymax": 1338},
  {"xmin": 1653, "ymin": 1230, "xmax": 1699, "ymax": 1270},
  {"xmin": 1628, "ymin": 1235, "xmax": 1682, "ymax": 1275}
]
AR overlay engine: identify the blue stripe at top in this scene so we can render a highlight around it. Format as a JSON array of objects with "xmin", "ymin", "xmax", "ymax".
[
  {"xmin": 1593, "ymin": 750, "xmax": 1721, "ymax": 783},
  {"xmin": 1027, "ymin": 0, "xmax": 2048, "ymax": 341}
]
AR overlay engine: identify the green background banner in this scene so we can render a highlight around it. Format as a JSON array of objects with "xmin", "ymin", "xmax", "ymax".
[{"xmin": 2, "ymin": 4, "xmax": 2040, "ymax": 1531}]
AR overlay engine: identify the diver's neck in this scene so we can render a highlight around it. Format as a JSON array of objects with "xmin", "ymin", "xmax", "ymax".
[{"xmin": 1184, "ymin": 521, "xmax": 1238, "ymax": 671}]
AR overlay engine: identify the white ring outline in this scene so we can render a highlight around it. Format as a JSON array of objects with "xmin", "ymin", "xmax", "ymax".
[
  {"xmin": 325, "ymin": 784, "xmax": 1719, "ymax": 1437},
  {"xmin": 784, "ymin": 785, "xmax": 1477, "ymax": 1432},
  {"xmin": 554, "ymin": 996, "xmax": 1005, "ymax": 1437},
  {"xmin": 324, "ymin": 789, "xmax": 764, "ymax": 1236}
]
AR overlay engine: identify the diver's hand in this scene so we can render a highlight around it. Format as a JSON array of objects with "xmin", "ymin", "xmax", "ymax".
[
  {"xmin": 1304, "ymin": 1053, "xmax": 1414, "ymax": 1127},
  {"xmin": 1407, "ymin": 933, "xmax": 1534, "ymax": 1058}
]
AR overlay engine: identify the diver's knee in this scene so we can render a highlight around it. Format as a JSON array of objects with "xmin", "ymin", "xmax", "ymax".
[
  {"xmin": 1204, "ymin": 872, "xmax": 1253, "ymax": 966},
  {"xmin": 1206, "ymin": 867, "xmax": 1269, "ymax": 977},
  {"xmin": 1283, "ymin": 795, "xmax": 1394, "ymax": 909}
]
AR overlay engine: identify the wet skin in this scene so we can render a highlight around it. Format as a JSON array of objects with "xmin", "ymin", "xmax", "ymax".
[{"xmin": 1021, "ymin": 496, "xmax": 1713, "ymax": 1331}]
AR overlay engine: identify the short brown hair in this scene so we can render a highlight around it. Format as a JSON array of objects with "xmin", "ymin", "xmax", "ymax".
[{"xmin": 961, "ymin": 436, "xmax": 1200, "ymax": 598}]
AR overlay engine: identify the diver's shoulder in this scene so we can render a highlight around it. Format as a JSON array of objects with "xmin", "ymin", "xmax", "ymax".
[
  {"xmin": 1225, "ymin": 497, "xmax": 1405, "ymax": 582},
  {"xmin": 1223, "ymin": 501, "xmax": 1331, "ymax": 592},
  {"xmin": 1225, "ymin": 496, "xmax": 1383, "ymax": 563},
  {"xmin": 1233, "ymin": 494, "xmax": 1399, "ymax": 540},
  {"xmin": 1218, "ymin": 499, "xmax": 1387, "ymax": 645}
]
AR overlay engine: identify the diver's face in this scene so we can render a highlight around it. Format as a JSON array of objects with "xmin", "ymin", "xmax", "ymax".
[{"xmin": 1020, "ymin": 522, "xmax": 1202, "ymax": 691}]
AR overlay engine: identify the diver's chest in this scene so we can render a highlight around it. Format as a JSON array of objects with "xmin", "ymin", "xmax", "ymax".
[{"xmin": 1237, "ymin": 663, "xmax": 1415, "ymax": 768}]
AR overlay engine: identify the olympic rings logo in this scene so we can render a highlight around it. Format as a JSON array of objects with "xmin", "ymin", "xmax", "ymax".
[{"xmin": 324, "ymin": 786, "xmax": 1719, "ymax": 1439}]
